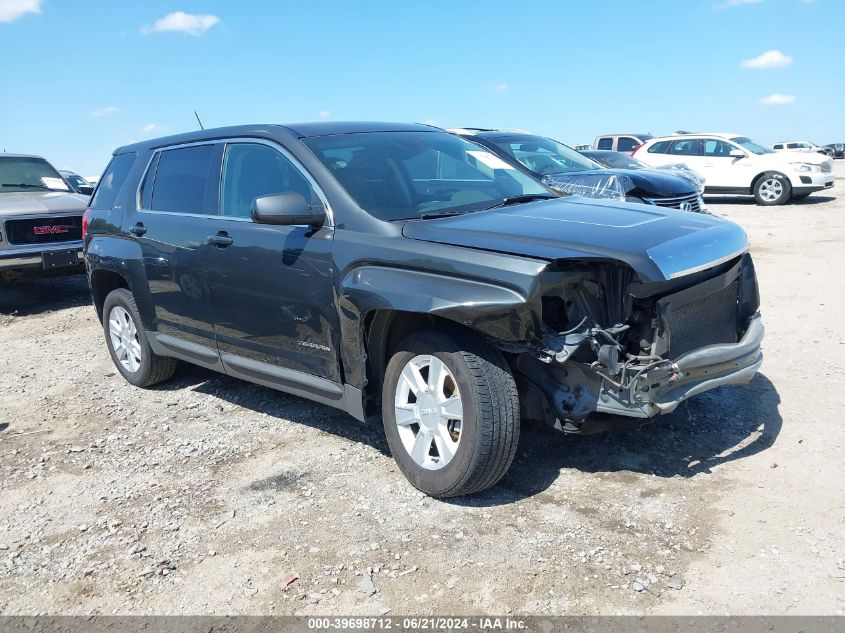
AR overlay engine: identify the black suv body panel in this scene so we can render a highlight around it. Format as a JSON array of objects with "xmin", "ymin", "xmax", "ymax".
[{"xmin": 85, "ymin": 123, "xmax": 763, "ymax": 432}]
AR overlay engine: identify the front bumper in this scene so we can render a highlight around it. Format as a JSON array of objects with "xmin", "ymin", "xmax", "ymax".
[
  {"xmin": 596, "ymin": 314, "xmax": 764, "ymax": 418},
  {"xmin": 790, "ymin": 169, "xmax": 835, "ymax": 194},
  {"xmin": 0, "ymin": 243, "xmax": 84, "ymax": 271}
]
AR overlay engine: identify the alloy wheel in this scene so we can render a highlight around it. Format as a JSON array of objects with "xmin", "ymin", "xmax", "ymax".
[
  {"xmin": 759, "ymin": 178, "xmax": 783, "ymax": 202},
  {"xmin": 393, "ymin": 354, "xmax": 463, "ymax": 470},
  {"xmin": 108, "ymin": 305, "xmax": 142, "ymax": 373}
]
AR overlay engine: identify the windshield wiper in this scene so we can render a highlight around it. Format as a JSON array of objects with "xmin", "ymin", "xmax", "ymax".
[
  {"xmin": 2, "ymin": 183, "xmax": 52, "ymax": 191},
  {"xmin": 416, "ymin": 210, "xmax": 469, "ymax": 220},
  {"xmin": 484, "ymin": 193, "xmax": 557, "ymax": 210}
]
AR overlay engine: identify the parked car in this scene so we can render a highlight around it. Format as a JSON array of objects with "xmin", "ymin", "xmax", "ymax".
[
  {"xmin": 0, "ymin": 154, "xmax": 88, "ymax": 282},
  {"xmin": 580, "ymin": 149, "xmax": 705, "ymax": 194},
  {"xmin": 59, "ymin": 170, "xmax": 95, "ymax": 196},
  {"xmin": 773, "ymin": 141, "xmax": 832, "ymax": 156},
  {"xmin": 452, "ymin": 128, "xmax": 706, "ymax": 212},
  {"xmin": 825, "ymin": 143, "xmax": 844, "ymax": 159},
  {"xmin": 634, "ymin": 133, "xmax": 834, "ymax": 205},
  {"xmin": 593, "ymin": 133, "xmax": 653, "ymax": 154},
  {"xmin": 572, "ymin": 144, "xmax": 592, "ymax": 151},
  {"xmin": 84, "ymin": 122, "xmax": 763, "ymax": 497}
]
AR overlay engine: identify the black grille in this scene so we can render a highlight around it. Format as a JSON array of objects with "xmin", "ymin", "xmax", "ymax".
[
  {"xmin": 664, "ymin": 282, "xmax": 739, "ymax": 358},
  {"xmin": 3, "ymin": 216, "xmax": 83, "ymax": 245},
  {"xmin": 645, "ymin": 192, "xmax": 702, "ymax": 213}
]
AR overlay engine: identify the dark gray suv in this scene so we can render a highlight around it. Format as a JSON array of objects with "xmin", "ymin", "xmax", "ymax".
[{"xmin": 84, "ymin": 122, "xmax": 764, "ymax": 497}]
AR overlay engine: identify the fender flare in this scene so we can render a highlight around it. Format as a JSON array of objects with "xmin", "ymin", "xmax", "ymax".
[
  {"xmin": 336, "ymin": 265, "xmax": 539, "ymax": 390},
  {"xmin": 86, "ymin": 236, "xmax": 154, "ymax": 327}
]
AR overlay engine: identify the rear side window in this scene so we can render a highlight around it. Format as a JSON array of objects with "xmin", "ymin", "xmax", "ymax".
[
  {"xmin": 150, "ymin": 144, "xmax": 218, "ymax": 215},
  {"xmin": 616, "ymin": 137, "xmax": 639, "ymax": 152},
  {"xmin": 596, "ymin": 137, "xmax": 613, "ymax": 150},
  {"xmin": 90, "ymin": 153, "xmax": 136, "ymax": 210},
  {"xmin": 773, "ymin": 144, "xmax": 783, "ymax": 149},
  {"xmin": 669, "ymin": 139, "xmax": 700, "ymax": 156},
  {"xmin": 647, "ymin": 140, "xmax": 672, "ymax": 153}
]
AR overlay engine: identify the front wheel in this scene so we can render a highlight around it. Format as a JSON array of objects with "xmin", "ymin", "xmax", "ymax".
[
  {"xmin": 753, "ymin": 173, "xmax": 791, "ymax": 206},
  {"xmin": 381, "ymin": 329, "xmax": 520, "ymax": 497}
]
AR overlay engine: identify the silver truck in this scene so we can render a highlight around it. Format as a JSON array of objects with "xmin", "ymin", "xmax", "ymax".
[{"xmin": 1, "ymin": 153, "xmax": 88, "ymax": 282}]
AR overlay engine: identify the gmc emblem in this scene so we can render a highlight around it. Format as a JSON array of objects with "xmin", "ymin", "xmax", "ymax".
[{"xmin": 33, "ymin": 225, "xmax": 71, "ymax": 235}]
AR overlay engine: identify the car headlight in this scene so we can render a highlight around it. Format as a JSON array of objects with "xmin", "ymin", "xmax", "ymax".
[{"xmin": 791, "ymin": 162, "xmax": 821, "ymax": 173}]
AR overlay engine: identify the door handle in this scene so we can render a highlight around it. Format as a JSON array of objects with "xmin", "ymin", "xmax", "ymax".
[
  {"xmin": 207, "ymin": 232, "xmax": 233, "ymax": 247},
  {"xmin": 129, "ymin": 223, "xmax": 147, "ymax": 236}
]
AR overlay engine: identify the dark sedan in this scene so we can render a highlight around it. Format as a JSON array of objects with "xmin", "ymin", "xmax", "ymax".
[
  {"xmin": 826, "ymin": 144, "xmax": 844, "ymax": 159},
  {"xmin": 452, "ymin": 129, "xmax": 706, "ymax": 213}
]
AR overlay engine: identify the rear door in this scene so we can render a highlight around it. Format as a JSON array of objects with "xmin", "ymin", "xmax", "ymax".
[
  {"xmin": 203, "ymin": 140, "xmax": 340, "ymax": 382},
  {"xmin": 127, "ymin": 142, "xmax": 224, "ymax": 360}
]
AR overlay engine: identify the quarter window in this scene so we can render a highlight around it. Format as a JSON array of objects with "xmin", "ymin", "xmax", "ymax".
[
  {"xmin": 90, "ymin": 153, "xmax": 136, "ymax": 210},
  {"xmin": 647, "ymin": 140, "xmax": 672, "ymax": 154},
  {"xmin": 596, "ymin": 137, "xmax": 613, "ymax": 150},
  {"xmin": 220, "ymin": 143, "xmax": 313, "ymax": 219},
  {"xmin": 150, "ymin": 144, "xmax": 218, "ymax": 215}
]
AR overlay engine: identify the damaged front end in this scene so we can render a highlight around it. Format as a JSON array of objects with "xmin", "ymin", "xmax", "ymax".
[{"xmin": 515, "ymin": 254, "xmax": 763, "ymax": 433}]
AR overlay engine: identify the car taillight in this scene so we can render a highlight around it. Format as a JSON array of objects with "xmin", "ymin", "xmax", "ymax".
[
  {"xmin": 631, "ymin": 144, "xmax": 643, "ymax": 156},
  {"xmin": 82, "ymin": 208, "xmax": 91, "ymax": 239}
]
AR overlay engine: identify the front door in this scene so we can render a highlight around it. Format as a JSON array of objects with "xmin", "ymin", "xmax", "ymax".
[
  {"xmin": 698, "ymin": 138, "xmax": 751, "ymax": 189},
  {"xmin": 203, "ymin": 141, "xmax": 340, "ymax": 382},
  {"xmin": 128, "ymin": 142, "xmax": 223, "ymax": 352}
]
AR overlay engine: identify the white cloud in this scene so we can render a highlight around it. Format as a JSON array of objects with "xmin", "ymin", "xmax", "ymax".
[
  {"xmin": 741, "ymin": 49, "xmax": 793, "ymax": 69},
  {"xmin": 719, "ymin": 0, "xmax": 764, "ymax": 7},
  {"xmin": 0, "ymin": 0, "xmax": 42, "ymax": 23},
  {"xmin": 141, "ymin": 11, "xmax": 220, "ymax": 36},
  {"xmin": 318, "ymin": 110, "xmax": 331, "ymax": 119},
  {"xmin": 90, "ymin": 106, "xmax": 119, "ymax": 118},
  {"xmin": 759, "ymin": 93, "xmax": 796, "ymax": 106},
  {"xmin": 142, "ymin": 123, "xmax": 160, "ymax": 132},
  {"xmin": 493, "ymin": 82, "xmax": 509, "ymax": 93}
]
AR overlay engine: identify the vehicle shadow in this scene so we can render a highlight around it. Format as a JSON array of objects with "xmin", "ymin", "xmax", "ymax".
[
  {"xmin": 159, "ymin": 364, "xmax": 780, "ymax": 505},
  {"xmin": 458, "ymin": 372, "xmax": 782, "ymax": 506},
  {"xmin": 705, "ymin": 195, "xmax": 836, "ymax": 206},
  {"xmin": 0, "ymin": 275, "xmax": 90, "ymax": 316}
]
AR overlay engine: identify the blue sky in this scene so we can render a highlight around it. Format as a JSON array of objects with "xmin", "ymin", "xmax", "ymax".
[{"xmin": 1, "ymin": 0, "xmax": 842, "ymax": 178}]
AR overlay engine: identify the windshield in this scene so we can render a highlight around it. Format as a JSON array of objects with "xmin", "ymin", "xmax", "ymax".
[
  {"xmin": 303, "ymin": 131, "xmax": 551, "ymax": 221},
  {"xmin": 0, "ymin": 156, "xmax": 71, "ymax": 192},
  {"xmin": 489, "ymin": 135, "xmax": 602, "ymax": 176},
  {"xmin": 585, "ymin": 152, "xmax": 647, "ymax": 170},
  {"xmin": 731, "ymin": 137, "xmax": 773, "ymax": 155},
  {"xmin": 65, "ymin": 174, "xmax": 91, "ymax": 188}
]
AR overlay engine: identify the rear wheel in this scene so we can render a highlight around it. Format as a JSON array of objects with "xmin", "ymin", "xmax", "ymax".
[
  {"xmin": 381, "ymin": 329, "xmax": 520, "ymax": 497},
  {"xmin": 753, "ymin": 173, "xmax": 791, "ymax": 205},
  {"xmin": 103, "ymin": 288, "xmax": 177, "ymax": 387}
]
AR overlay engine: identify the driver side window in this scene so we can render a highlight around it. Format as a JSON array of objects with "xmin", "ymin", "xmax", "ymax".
[{"xmin": 221, "ymin": 143, "xmax": 313, "ymax": 219}]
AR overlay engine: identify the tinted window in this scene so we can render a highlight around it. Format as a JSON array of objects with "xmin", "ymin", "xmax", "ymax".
[
  {"xmin": 151, "ymin": 145, "xmax": 217, "ymax": 214},
  {"xmin": 221, "ymin": 143, "xmax": 313, "ymax": 218},
  {"xmin": 787, "ymin": 143, "xmax": 799, "ymax": 149},
  {"xmin": 616, "ymin": 137, "xmax": 640, "ymax": 152},
  {"xmin": 596, "ymin": 137, "xmax": 613, "ymax": 150},
  {"xmin": 669, "ymin": 139, "xmax": 700, "ymax": 156},
  {"xmin": 773, "ymin": 144, "xmax": 783, "ymax": 149},
  {"xmin": 492, "ymin": 135, "xmax": 601, "ymax": 176},
  {"xmin": 647, "ymin": 140, "xmax": 672, "ymax": 154},
  {"xmin": 90, "ymin": 153, "xmax": 136, "ymax": 209},
  {"xmin": 700, "ymin": 139, "xmax": 735, "ymax": 157},
  {"xmin": 304, "ymin": 131, "xmax": 549, "ymax": 221}
]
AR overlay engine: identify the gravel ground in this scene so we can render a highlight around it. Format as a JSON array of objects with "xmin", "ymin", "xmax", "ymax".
[{"xmin": 1, "ymin": 163, "xmax": 843, "ymax": 616}]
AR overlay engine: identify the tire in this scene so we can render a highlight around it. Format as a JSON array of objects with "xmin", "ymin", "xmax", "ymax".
[
  {"xmin": 381, "ymin": 328, "xmax": 520, "ymax": 497},
  {"xmin": 753, "ymin": 172, "xmax": 791, "ymax": 206},
  {"xmin": 102, "ymin": 288, "xmax": 177, "ymax": 388}
]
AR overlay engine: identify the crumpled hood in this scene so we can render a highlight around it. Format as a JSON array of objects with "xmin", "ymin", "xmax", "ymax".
[
  {"xmin": 543, "ymin": 168, "xmax": 696, "ymax": 198},
  {"xmin": 0, "ymin": 191, "xmax": 89, "ymax": 217},
  {"xmin": 402, "ymin": 196, "xmax": 748, "ymax": 282}
]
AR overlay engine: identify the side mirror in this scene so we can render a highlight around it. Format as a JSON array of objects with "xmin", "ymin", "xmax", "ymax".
[
  {"xmin": 77, "ymin": 185, "xmax": 94, "ymax": 196},
  {"xmin": 729, "ymin": 149, "xmax": 746, "ymax": 159},
  {"xmin": 251, "ymin": 192, "xmax": 326, "ymax": 228}
]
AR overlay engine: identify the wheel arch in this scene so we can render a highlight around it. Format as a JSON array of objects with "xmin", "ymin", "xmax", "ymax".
[{"xmin": 90, "ymin": 268, "xmax": 130, "ymax": 320}]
